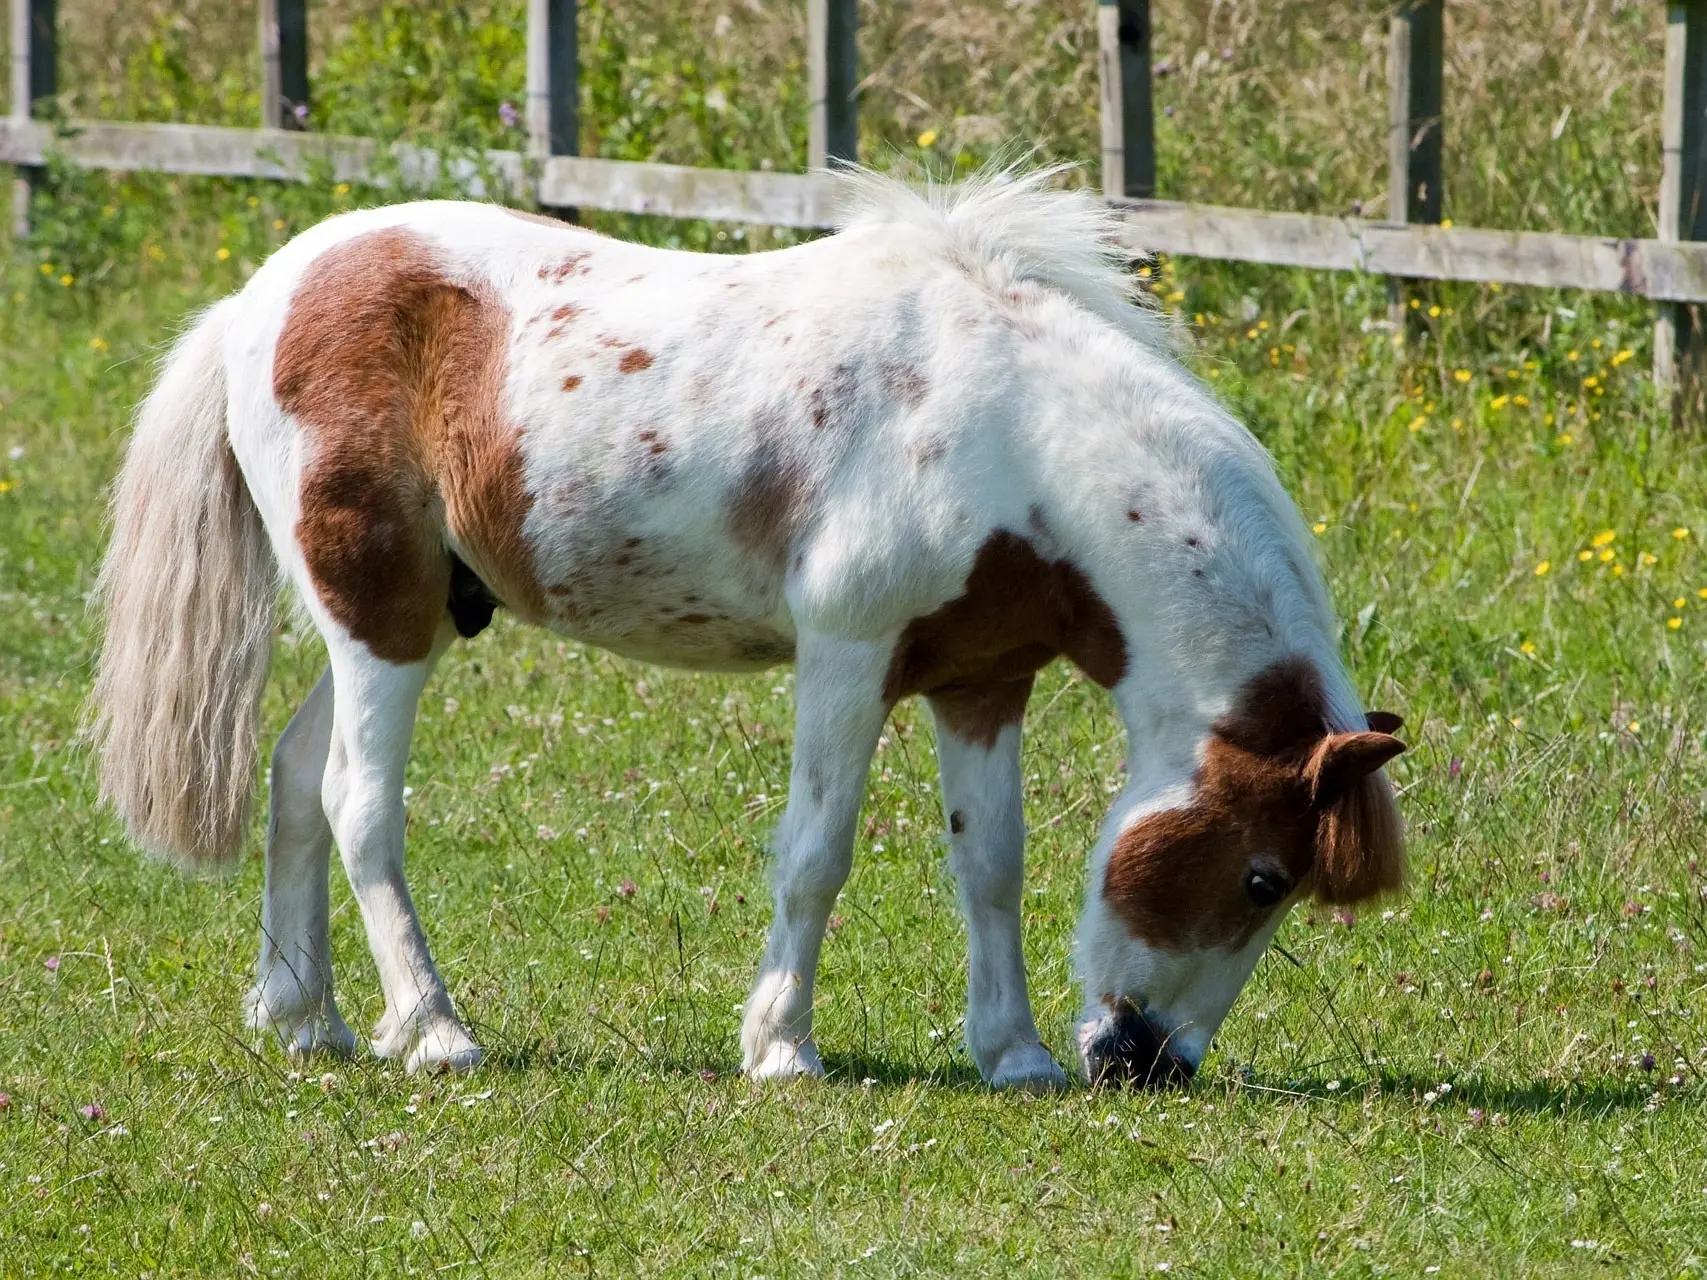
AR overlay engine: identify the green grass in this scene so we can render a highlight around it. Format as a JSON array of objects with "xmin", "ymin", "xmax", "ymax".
[
  {"xmin": 5, "ymin": 1, "xmax": 1707, "ymax": 1272},
  {"xmin": 4, "ymin": 227, "xmax": 1707, "ymax": 1277}
]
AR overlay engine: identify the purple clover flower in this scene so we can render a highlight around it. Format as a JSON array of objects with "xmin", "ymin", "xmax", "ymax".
[{"xmin": 499, "ymin": 101, "xmax": 520, "ymax": 129}]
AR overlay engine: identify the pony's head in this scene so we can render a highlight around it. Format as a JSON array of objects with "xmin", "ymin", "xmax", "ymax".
[{"xmin": 1076, "ymin": 657, "xmax": 1406, "ymax": 1086}]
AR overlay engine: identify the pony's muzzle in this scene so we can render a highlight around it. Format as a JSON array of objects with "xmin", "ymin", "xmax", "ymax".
[{"xmin": 1077, "ymin": 999, "xmax": 1196, "ymax": 1089}]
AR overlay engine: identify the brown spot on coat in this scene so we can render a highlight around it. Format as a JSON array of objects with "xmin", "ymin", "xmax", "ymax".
[
  {"xmin": 562, "ymin": 374, "xmax": 584, "ymax": 392},
  {"xmin": 1103, "ymin": 658, "xmax": 1406, "ymax": 952},
  {"xmin": 882, "ymin": 362, "xmax": 928, "ymax": 407},
  {"xmin": 884, "ymin": 531, "xmax": 1127, "ymax": 747},
  {"xmin": 728, "ymin": 446, "xmax": 808, "ymax": 571},
  {"xmin": 275, "ymin": 227, "xmax": 542, "ymax": 663},
  {"xmin": 618, "ymin": 348, "xmax": 654, "ymax": 373},
  {"xmin": 539, "ymin": 252, "xmax": 592, "ymax": 282}
]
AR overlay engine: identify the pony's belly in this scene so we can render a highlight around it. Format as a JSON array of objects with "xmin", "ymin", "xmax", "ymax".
[{"xmin": 542, "ymin": 611, "xmax": 796, "ymax": 672}]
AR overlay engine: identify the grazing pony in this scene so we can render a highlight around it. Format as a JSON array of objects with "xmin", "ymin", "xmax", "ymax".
[{"xmin": 90, "ymin": 167, "xmax": 1405, "ymax": 1089}]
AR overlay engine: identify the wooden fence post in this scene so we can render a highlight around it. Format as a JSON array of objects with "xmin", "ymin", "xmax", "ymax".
[
  {"xmin": 259, "ymin": 0, "xmax": 308, "ymax": 131},
  {"xmin": 1657, "ymin": 2, "xmax": 1707, "ymax": 420},
  {"xmin": 9, "ymin": 0, "xmax": 53, "ymax": 238},
  {"xmin": 807, "ymin": 0, "xmax": 857, "ymax": 169},
  {"xmin": 1097, "ymin": 0, "xmax": 1154, "ymax": 199},
  {"xmin": 1387, "ymin": 0, "xmax": 1442, "ymax": 332},
  {"xmin": 527, "ymin": 0, "xmax": 577, "ymax": 214}
]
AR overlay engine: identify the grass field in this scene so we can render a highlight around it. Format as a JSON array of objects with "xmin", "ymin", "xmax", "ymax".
[{"xmin": 6, "ymin": 1, "xmax": 1707, "ymax": 1275}]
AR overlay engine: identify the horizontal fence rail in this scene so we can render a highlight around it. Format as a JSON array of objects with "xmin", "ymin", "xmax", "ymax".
[
  {"xmin": 8, "ymin": 0, "xmax": 1707, "ymax": 422},
  {"xmin": 6, "ymin": 116, "xmax": 1707, "ymax": 302}
]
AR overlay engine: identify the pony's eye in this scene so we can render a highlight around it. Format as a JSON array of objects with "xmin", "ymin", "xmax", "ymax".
[{"xmin": 1244, "ymin": 867, "xmax": 1291, "ymax": 910}]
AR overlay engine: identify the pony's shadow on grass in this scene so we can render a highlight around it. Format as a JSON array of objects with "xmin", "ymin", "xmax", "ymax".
[
  {"xmin": 1240, "ymin": 1070, "xmax": 1665, "ymax": 1115},
  {"xmin": 484, "ymin": 1039, "xmax": 991, "ymax": 1090}
]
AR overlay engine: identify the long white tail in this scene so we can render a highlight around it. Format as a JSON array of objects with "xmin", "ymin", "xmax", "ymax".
[{"xmin": 89, "ymin": 300, "xmax": 277, "ymax": 868}]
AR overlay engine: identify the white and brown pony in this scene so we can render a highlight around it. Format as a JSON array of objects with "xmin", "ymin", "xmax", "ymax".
[{"xmin": 90, "ymin": 167, "xmax": 1405, "ymax": 1090}]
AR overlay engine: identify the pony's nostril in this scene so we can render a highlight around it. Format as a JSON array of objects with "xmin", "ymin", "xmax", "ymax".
[{"xmin": 1082, "ymin": 1002, "xmax": 1194, "ymax": 1089}]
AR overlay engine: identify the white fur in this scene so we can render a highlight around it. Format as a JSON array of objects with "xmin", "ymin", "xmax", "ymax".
[{"xmin": 96, "ymin": 166, "xmax": 1374, "ymax": 1081}]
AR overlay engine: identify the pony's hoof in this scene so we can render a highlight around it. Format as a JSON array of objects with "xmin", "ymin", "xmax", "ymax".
[
  {"xmin": 403, "ymin": 1022, "xmax": 484, "ymax": 1075},
  {"xmin": 987, "ymin": 1043, "xmax": 1069, "ymax": 1093},
  {"xmin": 244, "ymin": 986, "xmax": 357, "ymax": 1059},
  {"xmin": 744, "ymin": 1039, "xmax": 824, "ymax": 1083}
]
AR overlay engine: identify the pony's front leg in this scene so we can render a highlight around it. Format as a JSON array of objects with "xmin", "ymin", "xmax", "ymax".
[
  {"xmin": 929, "ymin": 682, "xmax": 1066, "ymax": 1092},
  {"xmin": 741, "ymin": 634, "xmax": 891, "ymax": 1082},
  {"xmin": 244, "ymin": 668, "xmax": 356, "ymax": 1058},
  {"xmin": 323, "ymin": 625, "xmax": 480, "ymax": 1074}
]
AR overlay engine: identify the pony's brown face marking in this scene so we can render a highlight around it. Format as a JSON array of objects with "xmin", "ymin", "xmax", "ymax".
[
  {"xmin": 1104, "ymin": 658, "xmax": 1406, "ymax": 953},
  {"xmin": 1079, "ymin": 659, "xmax": 1406, "ymax": 1085},
  {"xmin": 274, "ymin": 227, "xmax": 541, "ymax": 663},
  {"xmin": 885, "ymin": 530, "xmax": 1127, "ymax": 747}
]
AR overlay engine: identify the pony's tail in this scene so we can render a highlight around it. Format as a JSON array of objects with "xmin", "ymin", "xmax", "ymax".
[{"xmin": 88, "ymin": 300, "xmax": 277, "ymax": 869}]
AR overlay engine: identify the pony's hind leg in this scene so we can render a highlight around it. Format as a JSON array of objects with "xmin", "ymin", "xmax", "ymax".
[
  {"xmin": 322, "ymin": 621, "xmax": 481, "ymax": 1073},
  {"xmin": 928, "ymin": 682, "xmax": 1066, "ymax": 1092},
  {"xmin": 741, "ymin": 634, "xmax": 891, "ymax": 1082},
  {"xmin": 244, "ymin": 668, "xmax": 356, "ymax": 1058}
]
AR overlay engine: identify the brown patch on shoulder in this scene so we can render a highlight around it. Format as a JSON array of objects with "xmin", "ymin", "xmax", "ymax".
[
  {"xmin": 561, "ymin": 373, "xmax": 584, "ymax": 392},
  {"xmin": 618, "ymin": 348, "xmax": 654, "ymax": 374},
  {"xmin": 275, "ymin": 226, "xmax": 543, "ymax": 663},
  {"xmin": 544, "ymin": 301, "xmax": 585, "ymax": 341},
  {"xmin": 884, "ymin": 530, "xmax": 1127, "ymax": 747},
  {"xmin": 1103, "ymin": 658, "xmax": 1407, "ymax": 951}
]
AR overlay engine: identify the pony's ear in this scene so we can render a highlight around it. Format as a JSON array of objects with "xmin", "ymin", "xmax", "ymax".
[
  {"xmin": 1305, "ymin": 731, "xmax": 1406, "ymax": 807},
  {"xmin": 1365, "ymin": 710, "xmax": 1404, "ymax": 735}
]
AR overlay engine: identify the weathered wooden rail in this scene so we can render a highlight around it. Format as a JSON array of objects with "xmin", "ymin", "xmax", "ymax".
[{"xmin": 6, "ymin": 0, "xmax": 1707, "ymax": 413}]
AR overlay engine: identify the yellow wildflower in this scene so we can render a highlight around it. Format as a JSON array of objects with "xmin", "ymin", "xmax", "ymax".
[
  {"xmin": 1451, "ymin": 417, "xmax": 1463, "ymax": 430},
  {"xmin": 216, "ymin": 247, "xmax": 231, "ymax": 261},
  {"xmin": 1312, "ymin": 521, "xmax": 1328, "ymax": 535},
  {"xmin": 1490, "ymin": 394, "xmax": 1510, "ymax": 410},
  {"xmin": 1583, "ymin": 375, "xmax": 1599, "ymax": 389},
  {"xmin": 1599, "ymin": 548, "xmax": 1616, "ymax": 563},
  {"xmin": 59, "ymin": 274, "xmax": 73, "ymax": 287},
  {"xmin": 1534, "ymin": 560, "xmax": 1551, "ymax": 576},
  {"xmin": 1429, "ymin": 305, "xmax": 1442, "ymax": 318},
  {"xmin": 1577, "ymin": 550, "xmax": 1593, "ymax": 562},
  {"xmin": 1640, "ymin": 551, "xmax": 1658, "ymax": 567},
  {"xmin": 246, "ymin": 195, "xmax": 260, "ymax": 208},
  {"xmin": 1567, "ymin": 350, "xmax": 1580, "ymax": 362},
  {"xmin": 1675, "ymin": 527, "xmax": 1691, "ymax": 540},
  {"xmin": 1514, "ymin": 395, "xmax": 1530, "ymax": 407},
  {"xmin": 1670, "ymin": 617, "xmax": 1684, "ymax": 630},
  {"xmin": 1592, "ymin": 530, "xmax": 1617, "ymax": 548},
  {"xmin": 1409, "ymin": 297, "xmax": 1421, "ymax": 310},
  {"xmin": 0, "ymin": 480, "xmax": 11, "ymax": 494},
  {"xmin": 1675, "ymin": 597, "xmax": 1688, "ymax": 609},
  {"xmin": 1258, "ymin": 320, "xmax": 1269, "ymax": 330},
  {"xmin": 1611, "ymin": 349, "xmax": 1634, "ymax": 366},
  {"xmin": 334, "ymin": 182, "xmax": 351, "ymax": 195},
  {"xmin": 1629, "ymin": 720, "xmax": 1640, "ymax": 732},
  {"xmin": 1454, "ymin": 369, "xmax": 1471, "ymax": 383},
  {"xmin": 1440, "ymin": 218, "xmax": 1454, "ymax": 228},
  {"xmin": 1167, "ymin": 290, "xmax": 1184, "ymax": 303},
  {"xmin": 88, "ymin": 336, "xmax": 108, "ymax": 352},
  {"xmin": 274, "ymin": 218, "xmax": 287, "ymax": 231},
  {"xmin": 917, "ymin": 129, "xmax": 938, "ymax": 147},
  {"xmin": 1613, "ymin": 564, "xmax": 1626, "ymax": 576},
  {"xmin": 1697, "ymin": 587, "xmax": 1707, "ymax": 599},
  {"xmin": 1519, "ymin": 640, "xmax": 1537, "ymax": 655}
]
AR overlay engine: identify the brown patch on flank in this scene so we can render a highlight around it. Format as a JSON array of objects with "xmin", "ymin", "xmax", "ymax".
[
  {"xmin": 562, "ymin": 374, "xmax": 584, "ymax": 392},
  {"xmin": 274, "ymin": 227, "xmax": 543, "ymax": 663},
  {"xmin": 1127, "ymin": 508, "xmax": 1143, "ymax": 522},
  {"xmin": 618, "ymin": 348, "xmax": 655, "ymax": 374},
  {"xmin": 637, "ymin": 430, "xmax": 668, "ymax": 455},
  {"xmin": 909, "ymin": 435, "xmax": 949, "ymax": 466},
  {"xmin": 1103, "ymin": 658, "xmax": 1407, "ymax": 952},
  {"xmin": 883, "ymin": 531, "xmax": 1127, "ymax": 747}
]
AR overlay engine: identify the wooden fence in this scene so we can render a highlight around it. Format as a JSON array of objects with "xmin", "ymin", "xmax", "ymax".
[{"xmin": 7, "ymin": 0, "xmax": 1707, "ymax": 414}]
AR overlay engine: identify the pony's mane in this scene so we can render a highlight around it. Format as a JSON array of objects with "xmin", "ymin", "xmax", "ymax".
[{"xmin": 832, "ymin": 163, "xmax": 1178, "ymax": 356}]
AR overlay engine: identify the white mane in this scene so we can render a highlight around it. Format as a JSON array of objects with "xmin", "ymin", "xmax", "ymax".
[{"xmin": 832, "ymin": 164, "xmax": 1179, "ymax": 357}]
